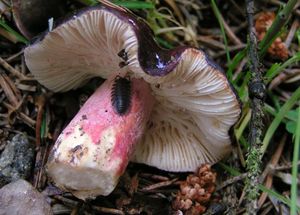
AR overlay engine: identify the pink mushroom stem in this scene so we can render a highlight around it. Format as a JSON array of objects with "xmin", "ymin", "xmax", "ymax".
[{"xmin": 47, "ymin": 75, "xmax": 154, "ymax": 200}]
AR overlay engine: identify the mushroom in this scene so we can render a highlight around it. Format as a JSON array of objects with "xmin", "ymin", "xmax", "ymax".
[{"xmin": 24, "ymin": 1, "xmax": 241, "ymax": 199}]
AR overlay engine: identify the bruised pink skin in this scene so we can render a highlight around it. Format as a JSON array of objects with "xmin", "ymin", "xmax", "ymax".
[
  {"xmin": 67, "ymin": 76, "xmax": 153, "ymax": 173},
  {"xmin": 47, "ymin": 75, "xmax": 154, "ymax": 199}
]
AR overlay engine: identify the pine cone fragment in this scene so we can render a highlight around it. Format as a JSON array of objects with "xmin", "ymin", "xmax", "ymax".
[
  {"xmin": 172, "ymin": 164, "xmax": 216, "ymax": 214},
  {"xmin": 255, "ymin": 12, "xmax": 288, "ymax": 60}
]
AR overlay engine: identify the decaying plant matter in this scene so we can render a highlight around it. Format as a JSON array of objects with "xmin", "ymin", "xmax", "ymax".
[
  {"xmin": 172, "ymin": 164, "xmax": 216, "ymax": 214},
  {"xmin": 255, "ymin": 11, "xmax": 289, "ymax": 59}
]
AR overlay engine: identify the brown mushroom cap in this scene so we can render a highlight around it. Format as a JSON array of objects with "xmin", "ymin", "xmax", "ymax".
[{"xmin": 24, "ymin": 1, "xmax": 241, "ymax": 172}]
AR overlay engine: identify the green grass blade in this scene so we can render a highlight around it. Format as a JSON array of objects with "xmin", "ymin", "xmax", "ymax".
[
  {"xmin": 259, "ymin": 29, "xmax": 284, "ymax": 57},
  {"xmin": 235, "ymin": 108, "xmax": 251, "ymax": 141},
  {"xmin": 267, "ymin": 91, "xmax": 281, "ymax": 111},
  {"xmin": 296, "ymin": 29, "xmax": 300, "ymax": 46},
  {"xmin": 78, "ymin": 0, "xmax": 155, "ymax": 9},
  {"xmin": 259, "ymin": 184, "xmax": 300, "ymax": 211},
  {"xmin": 155, "ymin": 37, "xmax": 174, "ymax": 49},
  {"xmin": 228, "ymin": 48, "xmax": 247, "ymax": 83},
  {"xmin": 262, "ymin": 87, "xmax": 300, "ymax": 154},
  {"xmin": 291, "ymin": 107, "xmax": 300, "ymax": 215},
  {"xmin": 40, "ymin": 113, "xmax": 47, "ymax": 139},
  {"xmin": 218, "ymin": 162, "xmax": 241, "ymax": 176},
  {"xmin": 239, "ymin": 135, "xmax": 249, "ymax": 149},
  {"xmin": 113, "ymin": 1, "xmax": 155, "ymax": 9},
  {"xmin": 0, "ymin": 19, "xmax": 28, "ymax": 44},
  {"xmin": 210, "ymin": 0, "xmax": 231, "ymax": 78},
  {"xmin": 265, "ymin": 52, "xmax": 300, "ymax": 83},
  {"xmin": 238, "ymin": 72, "xmax": 251, "ymax": 101}
]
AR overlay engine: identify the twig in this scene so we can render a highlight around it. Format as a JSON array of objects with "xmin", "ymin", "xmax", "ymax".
[
  {"xmin": 92, "ymin": 206, "xmax": 125, "ymax": 215},
  {"xmin": 245, "ymin": 0, "xmax": 265, "ymax": 214},
  {"xmin": 0, "ymin": 57, "xmax": 27, "ymax": 80},
  {"xmin": 4, "ymin": 50, "xmax": 24, "ymax": 63},
  {"xmin": 197, "ymin": 35, "xmax": 226, "ymax": 49},
  {"xmin": 260, "ymin": 202, "xmax": 273, "ymax": 215},
  {"xmin": 274, "ymin": 161, "xmax": 300, "ymax": 171},
  {"xmin": 140, "ymin": 178, "xmax": 178, "ymax": 191},
  {"xmin": 212, "ymin": 44, "xmax": 246, "ymax": 58},
  {"xmin": 216, "ymin": 173, "xmax": 248, "ymax": 191},
  {"xmin": 0, "ymin": 72, "xmax": 19, "ymax": 106},
  {"xmin": 53, "ymin": 195, "xmax": 78, "ymax": 208},
  {"xmin": 33, "ymin": 143, "xmax": 49, "ymax": 189},
  {"xmin": 140, "ymin": 173, "xmax": 170, "ymax": 181},
  {"xmin": 2, "ymin": 101, "xmax": 36, "ymax": 127},
  {"xmin": 284, "ymin": 19, "xmax": 299, "ymax": 48},
  {"xmin": 268, "ymin": 0, "xmax": 300, "ymax": 16},
  {"xmin": 218, "ymin": 12, "xmax": 243, "ymax": 46},
  {"xmin": 229, "ymin": 0, "xmax": 245, "ymax": 15},
  {"xmin": 35, "ymin": 95, "xmax": 46, "ymax": 147},
  {"xmin": 258, "ymin": 135, "xmax": 286, "ymax": 209},
  {"xmin": 268, "ymin": 69, "xmax": 300, "ymax": 90}
]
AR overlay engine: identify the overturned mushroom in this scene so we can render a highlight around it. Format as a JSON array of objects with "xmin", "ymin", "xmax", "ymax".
[{"xmin": 24, "ymin": 1, "xmax": 241, "ymax": 199}]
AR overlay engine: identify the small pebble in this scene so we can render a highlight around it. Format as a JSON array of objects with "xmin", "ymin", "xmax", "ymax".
[
  {"xmin": 0, "ymin": 179, "xmax": 53, "ymax": 215},
  {"xmin": 0, "ymin": 134, "xmax": 35, "ymax": 187}
]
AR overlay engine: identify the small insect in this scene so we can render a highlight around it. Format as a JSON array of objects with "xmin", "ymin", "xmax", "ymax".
[{"xmin": 111, "ymin": 76, "xmax": 132, "ymax": 115}]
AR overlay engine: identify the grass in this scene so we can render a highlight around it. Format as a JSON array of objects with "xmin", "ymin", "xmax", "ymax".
[
  {"xmin": 291, "ymin": 107, "xmax": 300, "ymax": 215},
  {"xmin": 258, "ymin": 185, "xmax": 300, "ymax": 212},
  {"xmin": 0, "ymin": 18, "xmax": 28, "ymax": 44},
  {"xmin": 265, "ymin": 52, "xmax": 300, "ymax": 83},
  {"xmin": 210, "ymin": 0, "xmax": 231, "ymax": 79},
  {"xmin": 78, "ymin": 0, "xmax": 155, "ymax": 9},
  {"xmin": 262, "ymin": 87, "xmax": 300, "ymax": 154},
  {"xmin": 112, "ymin": 0, "xmax": 154, "ymax": 9}
]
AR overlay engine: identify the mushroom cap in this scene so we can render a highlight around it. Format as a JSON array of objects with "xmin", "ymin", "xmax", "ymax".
[{"xmin": 24, "ymin": 1, "xmax": 241, "ymax": 172}]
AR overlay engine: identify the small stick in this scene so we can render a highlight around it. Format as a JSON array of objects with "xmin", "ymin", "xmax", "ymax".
[
  {"xmin": 35, "ymin": 95, "xmax": 46, "ymax": 147},
  {"xmin": 92, "ymin": 206, "xmax": 125, "ymax": 215},
  {"xmin": 229, "ymin": 0, "xmax": 244, "ymax": 15},
  {"xmin": 2, "ymin": 71, "xmax": 22, "ymax": 99},
  {"xmin": 0, "ymin": 57, "xmax": 27, "ymax": 80},
  {"xmin": 219, "ymin": 13, "xmax": 243, "ymax": 45},
  {"xmin": 140, "ymin": 178, "xmax": 178, "ymax": 191},
  {"xmin": 245, "ymin": 0, "xmax": 265, "ymax": 213},
  {"xmin": 4, "ymin": 50, "xmax": 24, "ymax": 63},
  {"xmin": 139, "ymin": 173, "xmax": 170, "ymax": 181},
  {"xmin": 0, "ymin": 72, "xmax": 19, "ymax": 106},
  {"xmin": 2, "ymin": 101, "xmax": 36, "ymax": 126},
  {"xmin": 274, "ymin": 161, "xmax": 300, "ymax": 171},
  {"xmin": 197, "ymin": 35, "xmax": 225, "ymax": 49},
  {"xmin": 53, "ymin": 195, "xmax": 78, "ymax": 208},
  {"xmin": 268, "ymin": 0, "xmax": 300, "ymax": 16},
  {"xmin": 258, "ymin": 135, "xmax": 286, "ymax": 209},
  {"xmin": 212, "ymin": 44, "xmax": 246, "ymax": 58},
  {"xmin": 284, "ymin": 19, "xmax": 299, "ymax": 48},
  {"xmin": 217, "ymin": 173, "xmax": 248, "ymax": 191}
]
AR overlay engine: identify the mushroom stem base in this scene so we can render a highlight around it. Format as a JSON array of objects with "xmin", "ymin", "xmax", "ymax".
[{"xmin": 47, "ymin": 76, "xmax": 154, "ymax": 200}]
